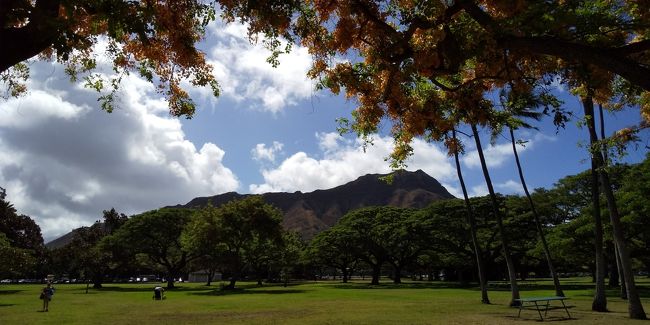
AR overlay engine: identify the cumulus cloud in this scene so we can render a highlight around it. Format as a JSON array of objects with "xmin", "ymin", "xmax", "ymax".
[
  {"xmin": 0, "ymin": 62, "xmax": 239, "ymax": 240},
  {"xmin": 203, "ymin": 20, "xmax": 314, "ymax": 113},
  {"xmin": 249, "ymin": 132, "xmax": 456, "ymax": 194},
  {"xmin": 462, "ymin": 141, "xmax": 519, "ymax": 169},
  {"xmin": 495, "ymin": 179, "xmax": 525, "ymax": 194},
  {"xmin": 251, "ymin": 141, "xmax": 284, "ymax": 163},
  {"xmin": 469, "ymin": 184, "xmax": 489, "ymax": 197}
]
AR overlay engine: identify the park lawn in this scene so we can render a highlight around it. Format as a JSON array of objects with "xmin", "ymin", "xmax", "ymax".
[{"xmin": 0, "ymin": 278, "xmax": 648, "ymax": 324}]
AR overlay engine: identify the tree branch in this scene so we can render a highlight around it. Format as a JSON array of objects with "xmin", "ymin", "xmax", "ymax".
[
  {"xmin": 498, "ymin": 36, "xmax": 650, "ymax": 90},
  {"xmin": 0, "ymin": 0, "xmax": 62, "ymax": 72}
]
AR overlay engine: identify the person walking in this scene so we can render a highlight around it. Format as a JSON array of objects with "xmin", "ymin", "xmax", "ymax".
[{"xmin": 40, "ymin": 283, "xmax": 54, "ymax": 312}]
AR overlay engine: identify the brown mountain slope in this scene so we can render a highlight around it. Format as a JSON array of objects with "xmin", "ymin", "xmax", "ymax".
[{"xmin": 181, "ymin": 169, "xmax": 455, "ymax": 239}]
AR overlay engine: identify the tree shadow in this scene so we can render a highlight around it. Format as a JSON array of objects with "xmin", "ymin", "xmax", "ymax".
[
  {"xmin": 70, "ymin": 285, "xmax": 211, "ymax": 294},
  {"xmin": 0, "ymin": 290, "xmax": 23, "ymax": 295},
  {"xmin": 192, "ymin": 287, "xmax": 306, "ymax": 296},
  {"xmin": 330, "ymin": 281, "xmax": 480, "ymax": 290},
  {"xmin": 326, "ymin": 280, "xmax": 650, "ymax": 299},
  {"xmin": 0, "ymin": 303, "xmax": 16, "ymax": 307}
]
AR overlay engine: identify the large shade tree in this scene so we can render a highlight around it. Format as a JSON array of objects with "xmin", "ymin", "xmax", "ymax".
[
  {"xmin": 182, "ymin": 196, "xmax": 284, "ymax": 289},
  {"xmin": 105, "ymin": 208, "xmax": 197, "ymax": 289}
]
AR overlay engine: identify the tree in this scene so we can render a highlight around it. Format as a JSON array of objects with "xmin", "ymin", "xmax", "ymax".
[
  {"xmin": 276, "ymin": 231, "xmax": 305, "ymax": 287},
  {"xmin": 308, "ymin": 225, "xmax": 360, "ymax": 283},
  {"xmin": 53, "ymin": 208, "xmax": 129, "ymax": 289},
  {"xmin": 447, "ymin": 129, "xmax": 490, "ymax": 303},
  {"xmin": 105, "ymin": 208, "xmax": 197, "ymax": 289},
  {"xmin": 470, "ymin": 122, "xmax": 521, "ymax": 306},
  {"xmin": 1, "ymin": 0, "xmax": 225, "ymax": 115},
  {"xmin": 582, "ymin": 93, "xmax": 646, "ymax": 318},
  {"xmin": 375, "ymin": 207, "xmax": 428, "ymax": 284},
  {"xmin": 421, "ymin": 198, "xmax": 488, "ymax": 284},
  {"xmin": 0, "ymin": 232, "xmax": 36, "ymax": 279},
  {"xmin": 0, "ymin": 190, "xmax": 45, "ymax": 277},
  {"xmin": 496, "ymin": 88, "xmax": 565, "ymax": 297},
  {"xmin": 182, "ymin": 196, "xmax": 284, "ymax": 289},
  {"xmin": 337, "ymin": 207, "xmax": 390, "ymax": 285},
  {"xmin": 618, "ymin": 155, "xmax": 650, "ymax": 277}
]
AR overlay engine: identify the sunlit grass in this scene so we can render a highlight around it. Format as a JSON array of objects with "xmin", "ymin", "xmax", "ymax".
[{"xmin": 1, "ymin": 277, "xmax": 648, "ymax": 324}]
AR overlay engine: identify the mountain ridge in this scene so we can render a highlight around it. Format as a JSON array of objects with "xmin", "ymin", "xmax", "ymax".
[
  {"xmin": 177, "ymin": 169, "xmax": 454, "ymax": 238},
  {"xmin": 47, "ymin": 169, "xmax": 454, "ymax": 248}
]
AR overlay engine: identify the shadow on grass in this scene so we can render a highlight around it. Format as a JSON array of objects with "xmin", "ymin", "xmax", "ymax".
[
  {"xmin": 0, "ymin": 290, "xmax": 23, "ymax": 295},
  {"xmin": 330, "ymin": 281, "xmax": 481, "ymax": 290},
  {"xmin": 501, "ymin": 315, "xmax": 577, "ymax": 322},
  {"xmin": 0, "ymin": 303, "xmax": 16, "ymax": 307},
  {"xmin": 327, "ymin": 280, "xmax": 650, "ymax": 298},
  {"xmin": 192, "ymin": 286, "xmax": 307, "ymax": 297},
  {"xmin": 70, "ymin": 285, "xmax": 212, "ymax": 294}
]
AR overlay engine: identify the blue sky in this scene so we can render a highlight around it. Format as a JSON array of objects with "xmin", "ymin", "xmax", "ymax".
[{"xmin": 1, "ymin": 19, "xmax": 647, "ymax": 241}]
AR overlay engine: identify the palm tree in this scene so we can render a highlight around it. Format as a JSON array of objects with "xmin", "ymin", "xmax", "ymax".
[
  {"xmin": 507, "ymin": 126, "xmax": 565, "ymax": 297},
  {"xmin": 598, "ymin": 103, "xmax": 627, "ymax": 300},
  {"xmin": 582, "ymin": 94, "xmax": 646, "ymax": 319},
  {"xmin": 450, "ymin": 129, "xmax": 490, "ymax": 304},
  {"xmin": 470, "ymin": 123, "xmax": 520, "ymax": 306},
  {"xmin": 497, "ymin": 90, "xmax": 565, "ymax": 297}
]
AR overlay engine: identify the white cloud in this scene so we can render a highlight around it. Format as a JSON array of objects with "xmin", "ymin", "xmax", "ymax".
[
  {"xmin": 0, "ymin": 62, "xmax": 239, "ymax": 241},
  {"xmin": 469, "ymin": 184, "xmax": 489, "ymax": 197},
  {"xmin": 203, "ymin": 20, "xmax": 314, "ymax": 113},
  {"xmin": 0, "ymin": 90, "xmax": 90, "ymax": 129},
  {"xmin": 462, "ymin": 141, "xmax": 518, "ymax": 169},
  {"xmin": 461, "ymin": 130, "xmax": 556, "ymax": 171},
  {"xmin": 251, "ymin": 141, "xmax": 284, "ymax": 163},
  {"xmin": 249, "ymin": 133, "xmax": 456, "ymax": 194},
  {"xmin": 496, "ymin": 179, "xmax": 524, "ymax": 194}
]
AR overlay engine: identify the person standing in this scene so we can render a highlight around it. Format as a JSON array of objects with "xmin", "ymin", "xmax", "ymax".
[{"xmin": 41, "ymin": 283, "xmax": 54, "ymax": 312}]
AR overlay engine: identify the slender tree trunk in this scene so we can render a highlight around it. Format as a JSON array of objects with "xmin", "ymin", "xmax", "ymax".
[
  {"xmin": 598, "ymin": 104, "xmax": 628, "ymax": 301},
  {"xmin": 342, "ymin": 267, "xmax": 349, "ymax": 283},
  {"xmin": 585, "ymin": 96, "xmax": 646, "ymax": 318},
  {"xmin": 508, "ymin": 127, "xmax": 564, "ymax": 297},
  {"xmin": 583, "ymin": 96, "xmax": 608, "ymax": 312},
  {"xmin": 609, "ymin": 253, "xmax": 620, "ymax": 287},
  {"xmin": 616, "ymin": 245, "xmax": 628, "ymax": 299},
  {"xmin": 206, "ymin": 269, "xmax": 214, "ymax": 286},
  {"xmin": 452, "ymin": 130, "xmax": 490, "ymax": 304},
  {"xmin": 471, "ymin": 124, "xmax": 520, "ymax": 306}
]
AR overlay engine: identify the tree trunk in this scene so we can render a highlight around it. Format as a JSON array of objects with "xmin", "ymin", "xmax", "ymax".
[
  {"xmin": 342, "ymin": 267, "xmax": 349, "ymax": 283},
  {"xmin": 92, "ymin": 273, "xmax": 103, "ymax": 289},
  {"xmin": 471, "ymin": 124, "xmax": 520, "ymax": 306},
  {"xmin": 393, "ymin": 265, "xmax": 402, "ymax": 284},
  {"xmin": 508, "ymin": 127, "xmax": 564, "ymax": 297},
  {"xmin": 598, "ymin": 103, "xmax": 628, "ymax": 301},
  {"xmin": 582, "ymin": 96, "xmax": 608, "ymax": 312},
  {"xmin": 609, "ymin": 256, "xmax": 620, "ymax": 287},
  {"xmin": 206, "ymin": 269, "xmax": 214, "ymax": 286},
  {"xmin": 585, "ymin": 95, "xmax": 646, "ymax": 318},
  {"xmin": 452, "ymin": 130, "xmax": 490, "ymax": 304},
  {"xmin": 371, "ymin": 264, "xmax": 381, "ymax": 285},
  {"xmin": 166, "ymin": 277, "xmax": 175, "ymax": 289},
  {"xmin": 616, "ymin": 244, "xmax": 628, "ymax": 299},
  {"xmin": 226, "ymin": 277, "xmax": 237, "ymax": 289}
]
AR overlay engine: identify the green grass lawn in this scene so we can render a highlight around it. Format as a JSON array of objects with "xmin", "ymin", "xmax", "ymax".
[{"xmin": 1, "ymin": 278, "xmax": 649, "ymax": 324}]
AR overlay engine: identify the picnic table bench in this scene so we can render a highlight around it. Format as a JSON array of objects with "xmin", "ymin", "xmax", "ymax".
[{"xmin": 515, "ymin": 296, "xmax": 571, "ymax": 321}]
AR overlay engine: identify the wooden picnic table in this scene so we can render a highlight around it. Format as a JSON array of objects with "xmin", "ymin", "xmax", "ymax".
[{"xmin": 515, "ymin": 296, "xmax": 571, "ymax": 321}]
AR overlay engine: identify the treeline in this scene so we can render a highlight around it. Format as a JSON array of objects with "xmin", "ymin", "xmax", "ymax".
[{"xmin": 1, "ymin": 155, "xmax": 649, "ymax": 292}]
